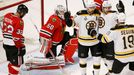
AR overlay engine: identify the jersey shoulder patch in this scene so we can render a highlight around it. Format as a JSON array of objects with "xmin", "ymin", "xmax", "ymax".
[
  {"xmin": 52, "ymin": 18, "xmax": 57, "ymax": 22},
  {"xmin": 50, "ymin": 15, "xmax": 58, "ymax": 22}
]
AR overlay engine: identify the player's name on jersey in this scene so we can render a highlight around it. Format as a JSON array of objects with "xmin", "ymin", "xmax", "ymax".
[
  {"xmin": 4, "ymin": 17, "xmax": 13, "ymax": 24},
  {"xmin": 121, "ymin": 29, "xmax": 134, "ymax": 35}
]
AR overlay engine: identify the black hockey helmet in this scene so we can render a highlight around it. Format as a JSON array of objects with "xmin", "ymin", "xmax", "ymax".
[{"xmin": 17, "ymin": 4, "xmax": 28, "ymax": 14}]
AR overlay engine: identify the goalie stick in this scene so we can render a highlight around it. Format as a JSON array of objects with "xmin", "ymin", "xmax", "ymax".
[
  {"xmin": 65, "ymin": 0, "xmax": 68, "ymax": 11},
  {"xmin": 49, "ymin": 49, "xmax": 69, "ymax": 75},
  {"xmin": 29, "ymin": 15, "xmax": 42, "ymax": 44}
]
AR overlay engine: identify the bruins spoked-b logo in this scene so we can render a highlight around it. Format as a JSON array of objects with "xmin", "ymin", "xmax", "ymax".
[
  {"xmin": 98, "ymin": 17, "xmax": 105, "ymax": 28},
  {"xmin": 86, "ymin": 21, "xmax": 96, "ymax": 30}
]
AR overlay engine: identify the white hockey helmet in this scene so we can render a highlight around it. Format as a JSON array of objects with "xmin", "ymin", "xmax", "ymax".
[
  {"xmin": 86, "ymin": 1, "xmax": 96, "ymax": 8},
  {"xmin": 102, "ymin": 1, "xmax": 111, "ymax": 8},
  {"xmin": 118, "ymin": 13, "xmax": 126, "ymax": 23},
  {"xmin": 54, "ymin": 5, "xmax": 66, "ymax": 15}
]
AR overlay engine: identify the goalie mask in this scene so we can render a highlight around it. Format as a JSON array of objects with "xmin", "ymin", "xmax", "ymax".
[
  {"xmin": 54, "ymin": 5, "xmax": 66, "ymax": 19},
  {"xmin": 102, "ymin": 1, "xmax": 112, "ymax": 13}
]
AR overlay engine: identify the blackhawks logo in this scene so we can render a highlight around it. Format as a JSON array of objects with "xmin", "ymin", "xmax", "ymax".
[{"xmin": 52, "ymin": 18, "xmax": 56, "ymax": 22}]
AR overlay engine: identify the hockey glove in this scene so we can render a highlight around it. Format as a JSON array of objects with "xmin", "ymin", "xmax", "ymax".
[
  {"xmin": 97, "ymin": 34, "xmax": 103, "ymax": 41},
  {"xmin": 116, "ymin": 0, "xmax": 125, "ymax": 13},
  {"xmin": 18, "ymin": 46, "xmax": 26, "ymax": 56},
  {"xmin": 64, "ymin": 11, "xmax": 73, "ymax": 27},
  {"xmin": 64, "ymin": 11, "xmax": 71, "ymax": 19},
  {"xmin": 133, "ymin": 0, "xmax": 134, "ymax": 6},
  {"xmin": 88, "ymin": 28, "xmax": 97, "ymax": 37}
]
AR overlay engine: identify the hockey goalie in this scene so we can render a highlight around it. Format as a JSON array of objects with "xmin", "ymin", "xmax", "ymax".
[{"xmin": 21, "ymin": 5, "xmax": 78, "ymax": 71}]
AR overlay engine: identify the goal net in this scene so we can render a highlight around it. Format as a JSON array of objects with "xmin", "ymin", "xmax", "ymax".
[{"xmin": 0, "ymin": 0, "xmax": 43, "ymax": 63}]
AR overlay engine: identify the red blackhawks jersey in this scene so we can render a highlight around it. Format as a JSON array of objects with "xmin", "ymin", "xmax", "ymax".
[
  {"xmin": 2, "ymin": 13, "xmax": 24, "ymax": 48},
  {"xmin": 40, "ymin": 14, "xmax": 66, "ymax": 45}
]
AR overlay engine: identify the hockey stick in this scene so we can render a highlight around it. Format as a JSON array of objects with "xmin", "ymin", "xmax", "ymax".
[
  {"xmin": 82, "ymin": 0, "xmax": 86, "ymax": 8},
  {"xmin": 65, "ymin": 0, "xmax": 68, "ymax": 11},
  {"xmin": 132, "ymin": 0, "xmax": 134, "ymax": 6},
  {"xmin": 29, "ymin": 15, "xmax": 42, "ymax": 44},
  {"xmin": 29, "ymin": 15, "xmax": 40, "ymax": 33},
  {"xmin": 49, "ymin": 49, "xmax": 69, "ymax": 75}
]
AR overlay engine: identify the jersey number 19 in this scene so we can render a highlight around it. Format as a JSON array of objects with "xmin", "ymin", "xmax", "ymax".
[{"xmin": 123, "ymin": 35, "xmax": 134, "ymax": 49}]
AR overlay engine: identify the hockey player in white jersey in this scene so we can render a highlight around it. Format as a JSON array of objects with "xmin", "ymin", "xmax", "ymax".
[
  {"xmin": 74, "ymin": 1, "xmax": 102, "ymax": 75},
  {"xmin": 98, "ymin": 13, "xmax": 134, "ymax": 75},
  {"xmin": 98, "ymin": 1, "xmax": 118, "ymax": 75}
]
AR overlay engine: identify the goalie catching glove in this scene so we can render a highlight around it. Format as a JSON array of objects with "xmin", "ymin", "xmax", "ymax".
[{"xmin": 64, "ymin": 11, "xmax": 73, "ymax": 27}]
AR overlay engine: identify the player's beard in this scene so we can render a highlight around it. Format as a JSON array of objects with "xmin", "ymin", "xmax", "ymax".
[{"xmin": 20, "ymin": 13, "xmax": 26, "ymax": 18}]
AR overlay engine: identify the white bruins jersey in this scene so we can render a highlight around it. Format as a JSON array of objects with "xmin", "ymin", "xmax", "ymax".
[
  {"xmin": 107, "ymin": 25, "xmax": 134, "ymax": 63},
  {"xmin": 99, "ymin": 11, "xmax": 118, "ymax": 34},
  {"xmin": 74, "ymin": 9, "xmax": 100, "ymax": 46}
]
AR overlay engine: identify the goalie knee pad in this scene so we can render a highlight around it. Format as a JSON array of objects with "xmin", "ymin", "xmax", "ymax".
[
  {"xmin": 64, "ymin": 38, "xmax": 78, "ymax": 63},
  {"xmin": 8, "ymin": 63, "xmax": 20, "ymax": 75}
]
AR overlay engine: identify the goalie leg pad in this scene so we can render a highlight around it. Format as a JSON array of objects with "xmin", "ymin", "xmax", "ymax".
[
  {"xmin": 23, "ymin": 56, "xmax": 65, "ymax": 70},
  {"xmin": 64, "ymin": 38, "xmax": 78, "ymax": 63},
  {"xmin": 40, "ymin": 38, "xmax": 52, "ymax": 54}
]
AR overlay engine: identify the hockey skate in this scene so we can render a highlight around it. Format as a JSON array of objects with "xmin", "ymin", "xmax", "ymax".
[{"xmin": 105, "ymin": 72, "xmax": 110, "ymax": 75}]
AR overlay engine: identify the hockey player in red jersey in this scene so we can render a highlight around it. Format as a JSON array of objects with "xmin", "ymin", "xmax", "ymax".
[
  {"xmin": 2, "ymin": 4, "xmax": 28, "ymax": 75},
  {"xmin": 40, "ymin": 5, "xmax": 75, "ymax": 62},
  {"xmin": 19, "ymin": 5, "xmax": 77, "ymax": 71}
]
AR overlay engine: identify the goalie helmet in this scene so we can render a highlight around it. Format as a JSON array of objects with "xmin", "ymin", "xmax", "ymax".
[
  {"xmin": 17, "ymin": 4, "xmax": 28, "ymax": 18},
  {"xmin": 54, "ymin": 5, "xmax": 66, "ymax": 19}
]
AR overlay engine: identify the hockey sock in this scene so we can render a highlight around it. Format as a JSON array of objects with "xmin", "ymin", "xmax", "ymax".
[
  {"xmin": 103, "ymin": 58, "xmax": 113, "ymax": 74},
  {"xmin": 79, "ymin": 58, "xmax": 87, "ymax": 75},
  {"xmin": 93, "ymin": 57, "xmax": 101, "ymax": 75},
  {"xmin": 8, "ymin": 63, "xmax": 20, "ymax": 75}
]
